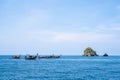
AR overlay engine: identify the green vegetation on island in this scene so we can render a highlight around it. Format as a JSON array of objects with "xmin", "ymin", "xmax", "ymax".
[{"xmin": 83, "ymin": 47, "xmax": 98, "ymax": 56}]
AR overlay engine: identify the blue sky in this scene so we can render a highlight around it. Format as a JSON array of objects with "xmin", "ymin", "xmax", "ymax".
[{"xmin": 0, "ymin": 0, "xmax": 120, "ymax": 55}]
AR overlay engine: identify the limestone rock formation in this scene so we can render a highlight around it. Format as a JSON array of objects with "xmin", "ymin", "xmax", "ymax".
[{"xmin": 83, "ymin": 47, "xmax": 98, "ymax": 56}]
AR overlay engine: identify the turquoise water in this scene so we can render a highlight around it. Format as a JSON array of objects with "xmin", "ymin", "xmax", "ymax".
[{"xmin": 0, "ymin": 56, "xmax": 120, "ymax": 80}]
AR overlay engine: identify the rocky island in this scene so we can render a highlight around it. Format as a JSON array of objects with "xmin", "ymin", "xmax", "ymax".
[
  {"xmin": 103, "ymin": 53, "xmax": 108, "ymax": 56},
  {"xmin": 83, "ymin": 47, "xmax": 98, "ymax": 56}
]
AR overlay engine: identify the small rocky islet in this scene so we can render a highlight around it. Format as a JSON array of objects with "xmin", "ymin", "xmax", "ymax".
[
  {"xmin": 83, "ymin": 47, "xmax": 108, "ymax": 56},
  {"xmin": 103, "ymin": 53, "xmax": 108, "ymax": 56}
]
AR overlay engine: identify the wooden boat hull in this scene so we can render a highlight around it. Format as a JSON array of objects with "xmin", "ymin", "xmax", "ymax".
[
  {"xmin": 25, "ymin": 56, "xmax": 37, "ymax": 60},
  {"xmin": 12, "ymin": 56, "xmax": 20, "ymax": 59},
  {"xmin": 39, "ymin": 55, "xmax": 61, "ymax": 59}
]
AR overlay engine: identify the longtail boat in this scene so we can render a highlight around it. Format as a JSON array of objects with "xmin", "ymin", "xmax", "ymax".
[
  {"xmin": 39, "ymin": 55, "xmax": 61, "ymax": 59},
  {"xmin": 12, "ymin": 55, "xmax": 20, "ymax": 59},
  {"xmin": 25, "ymin": 53, "xmax": 38, "ymax": 60}
]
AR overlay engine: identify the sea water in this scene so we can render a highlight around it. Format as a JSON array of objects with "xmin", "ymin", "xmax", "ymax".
[{"xmin": 0, "ymin": 55, "xmax": 120, "ymax": 80}]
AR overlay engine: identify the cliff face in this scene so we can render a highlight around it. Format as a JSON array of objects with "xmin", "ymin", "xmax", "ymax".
[{"xmin": 83, "ymin": 47, "xmax": 98, "ymax": 56}]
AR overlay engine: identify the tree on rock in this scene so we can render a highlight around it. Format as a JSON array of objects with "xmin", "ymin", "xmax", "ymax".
[{"xmin": 83, "ymin": 47, "xmax": 98, "ymax": 56}]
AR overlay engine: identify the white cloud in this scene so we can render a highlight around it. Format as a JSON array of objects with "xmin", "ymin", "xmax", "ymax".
[
  {"xmin": 26, "ymin": 31, "xmax": 115, "ymax": 44},
  {"xmin": 96, "ymin": 23, "xmax": 120, "ymax": 31},
  {"xmin": 1, "ymin": 30, "xmax": 111, "ymax": 44},
  {"xmin": 53, "ymin": 32, "xmax": 115, "ymax": 43}
]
